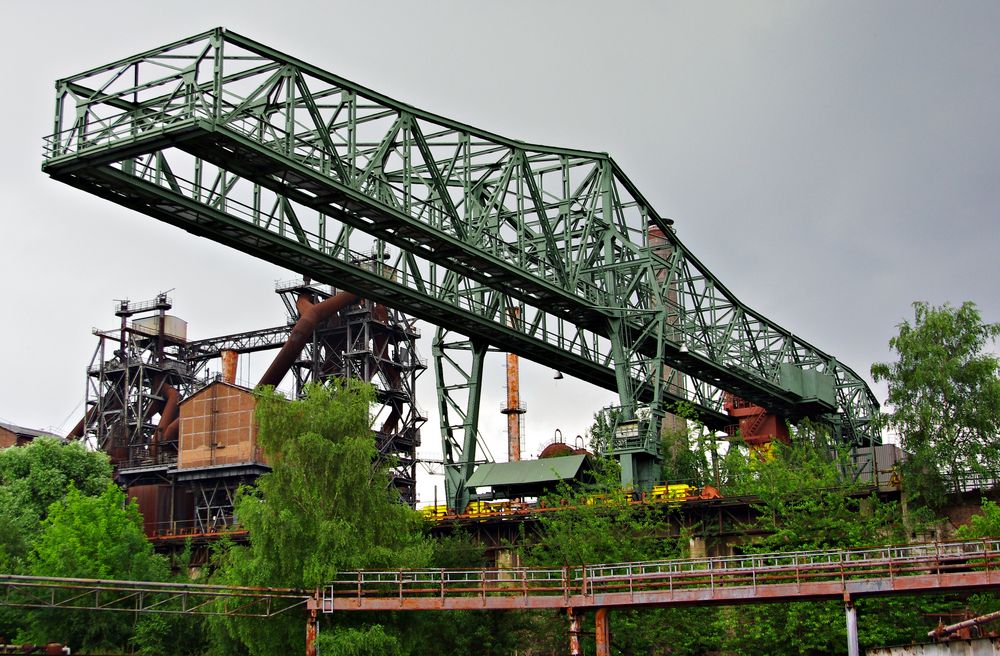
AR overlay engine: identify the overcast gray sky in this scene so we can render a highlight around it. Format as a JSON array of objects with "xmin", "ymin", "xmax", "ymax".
[{"xmin": 1, "ymin": 1, "xmax": 998, "ymax": 503}]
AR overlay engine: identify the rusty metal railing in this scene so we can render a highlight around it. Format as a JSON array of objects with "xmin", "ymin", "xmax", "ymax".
[{"xmin": 323, "ymin": 538, "xmax": 1000, "ymax": 610}]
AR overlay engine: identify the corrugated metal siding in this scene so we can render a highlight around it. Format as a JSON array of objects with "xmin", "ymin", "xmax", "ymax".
[
  {"xmin": 868, "ymin": 637, "xmax": 1000, "ymax": 655},
  {"xmin": 129, "ymin": 484, "xmax": 172, "ymax": 537},
  {"xmin": 177, "ymin": 381, "xmax": 263, "ymax": 469}
]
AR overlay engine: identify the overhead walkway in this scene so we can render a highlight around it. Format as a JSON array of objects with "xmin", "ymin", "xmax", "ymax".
[
  {"xmin": 321, "ymin": 538, "xmax": 1000, "ymax": 611},
  {"xmin": 322, "ymin": 538, "xmax": 999, "ymax": 656},
  {"xmin": 1, "ymin": 539, "xmax": 997, "ymax": 655}
]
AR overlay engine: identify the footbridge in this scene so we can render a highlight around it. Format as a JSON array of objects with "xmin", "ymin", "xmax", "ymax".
[
  {"xmin": 320, "ymin": 538, "xmax": 1000, "ymax": 655},
  {"xmin": 3, "ymin": 539, "xmax": 996, "ymax": 656}
]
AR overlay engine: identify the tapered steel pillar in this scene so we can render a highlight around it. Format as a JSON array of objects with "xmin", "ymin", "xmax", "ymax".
[
  {"xmin": 845, "ymin": 597, "xmax": 859, "ymax": 656},
  {"xmin": 568, "ymin": 607, "xmax": 582, "ymax": 656},
  {"xmin": 595, "ymin": 607, "xmax": 611, "ymax": 656}
]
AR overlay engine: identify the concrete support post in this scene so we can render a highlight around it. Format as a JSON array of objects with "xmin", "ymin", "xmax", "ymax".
[
  {"xmin": 568, "ymin": 607, "xmax": 582, "ymax": 656},
  {"xmin": 595, "ymin": 607, "xmax": 611, "ymax": 656},
  {"xmin": 845, "ymin": 598, "xmax": 859, "ymax": 656}
]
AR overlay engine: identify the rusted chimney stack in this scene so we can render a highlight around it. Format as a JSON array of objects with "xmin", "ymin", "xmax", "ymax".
[{"xmin": 221, "ymin": 349, "xmax": 238, "ymax": 384}]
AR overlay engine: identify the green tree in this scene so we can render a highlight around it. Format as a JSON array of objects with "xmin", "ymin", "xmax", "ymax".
[
  {"xmin": 0, "ymin": 437, "xmax": 113, "ymax": 641},
  {"xmin": 956, "ymin": 499, "xmax": 1000, "ymax": 539},
  {"xmin": 715, "ymin": 435, "xmax": 956, "ymax": 655},
  {"xmin": 24, "ymin": 483, "xmax": 168, "ymax": 651},
  {"xmin": 210, "ymin": 380, "xmax": 431, "ymax": 655},
  {"xmin": 872, "ymin": 301, "xmax": 1000, "ymax": 504},
  {"xmin": 0, "ymin": 436, "xmax": 112, "ymax": 570}
]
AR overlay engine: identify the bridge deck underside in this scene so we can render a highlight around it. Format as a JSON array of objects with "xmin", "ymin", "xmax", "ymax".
[{"xmin": 45, "ymin": 127, "xmax": 740, "ymax": 427}]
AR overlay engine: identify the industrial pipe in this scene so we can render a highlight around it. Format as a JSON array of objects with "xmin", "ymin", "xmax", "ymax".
[
  {"xmin": 152, "ymin": 380, "xmax": 181, "ymax": 457},
  {"xmin": 257, "ymin": 290, "xmax": 358, "ymax": 388},
  {"xmin": 929, "ymin": 608, "xmax": 1000, "ymax": 640}
]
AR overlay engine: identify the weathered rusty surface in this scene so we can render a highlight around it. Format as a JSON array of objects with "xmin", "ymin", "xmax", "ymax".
[
  {"xmin": 930, "ymin": 608, "xmax": 1000, "ymax": 640},
  {"xmin": 258, "ymin": 290, "xmax": 357, "ymax": 388},
  {"xmin": 502, "ymin": 307, "xmax": 523, "ymax": 462},
  {"xmin": 305, "ymin": 609, "xmax": 317, "ymax": 656},
  {"xmin": 595, "ymin": 607, "xmax": 610, "ymax": 656},
  {"xmin": 568, "ymin": 607, "xmax": 582, "ymax": 656},
  {"xmin": 323, "ymin": 571, "xmax": 998, "ymax": 612},
  {"xmin": 220, "ymin": 349, "xmax": 238, "ymax": 384}
]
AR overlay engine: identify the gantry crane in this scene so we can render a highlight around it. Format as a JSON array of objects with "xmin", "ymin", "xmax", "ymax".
[{"xmin": 43, "ymin": 28, "xmax": 879, "ymax": 511}]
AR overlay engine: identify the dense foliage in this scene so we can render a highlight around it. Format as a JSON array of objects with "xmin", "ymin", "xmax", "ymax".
[
  {"xmin": 23, "ymin": 484, "xmax": 169, "ymax": 650},
  {"xmin": 0, "ymin": 437, "xmax": 114, "ymax": 643},
  {"xmin": 0, "ymin": 436, "xmax": 111, "ymax": 571},
  {"xmin": 209, "ymin": 380, "xmax": 431, "ymax": 655},
  {"xmin": 872, "ymin": 301, "xmax": 1000, "ymax": 505}
]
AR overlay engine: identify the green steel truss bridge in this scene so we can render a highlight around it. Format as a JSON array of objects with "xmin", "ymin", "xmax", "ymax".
[{"xmin": 42, "ymin": 28, "xmax": 878, "ymax": 509}]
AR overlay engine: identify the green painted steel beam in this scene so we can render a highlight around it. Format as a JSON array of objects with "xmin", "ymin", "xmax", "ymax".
[{"xmin": 42, "ymin": 29, "xmax": 881, "ymax": 502}]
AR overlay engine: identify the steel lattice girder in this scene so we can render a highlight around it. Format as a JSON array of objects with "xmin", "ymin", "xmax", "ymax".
[
  {"xmin": 42, "ymin": 27, "xmax": 879, "ymax": 445},
  {"xmin": 0, "ymin": 574, "xmax": 308, "ymax": 618}
]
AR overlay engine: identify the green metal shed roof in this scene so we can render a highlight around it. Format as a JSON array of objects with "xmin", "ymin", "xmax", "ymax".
[{"xmin": 465, "ymin": 455, "xmax": 589, "ymax": 489}]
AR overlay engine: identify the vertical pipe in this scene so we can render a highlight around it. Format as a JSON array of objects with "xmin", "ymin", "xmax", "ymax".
[
  {"xmin": 845, "ymin": 599, "xmax": 859, "ymax": 656},
  {"xmin": 568, "ymin": 607, "xmax": 582, "ymax": 656},
  {"xmin": 503, "ymin": 307, "xmax": 523, "ymax": 462},
  {"xmin": 595, "ymin": 607, "xmax": 611, "ymax": 656}
]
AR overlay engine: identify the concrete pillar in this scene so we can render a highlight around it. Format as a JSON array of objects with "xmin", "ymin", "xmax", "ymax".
[
  {"xmin": 845, "ymin": 599, "xmax": 859, "ymax": 656},
  {"xmin": 688, "ymin": 536, "xmax": 707, "ymax": 559},
  {"xmin": 595, "ymin": 607, "xmax": 611, "ymax": 656},
  {"xmin": 568, "ymin": 607, "xmax": 582, "ymax": 656}
]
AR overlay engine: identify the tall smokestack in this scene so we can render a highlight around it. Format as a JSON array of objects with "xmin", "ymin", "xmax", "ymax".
[
  {"xmin": 648, "ymin": 222, "xmax": 687, "ymax": 436},
  {"xmin": 221, "ymin": 350, "xmax": 238, "ymax": 384},
  {"xmin": 501, "ymin": 307, "xmax": 524, "ymax": 461}
]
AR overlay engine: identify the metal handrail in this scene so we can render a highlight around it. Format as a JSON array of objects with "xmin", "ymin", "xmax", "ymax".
[{"xmin": 324, "ymin": 538, "xmax": 1000, "ymax": 604}]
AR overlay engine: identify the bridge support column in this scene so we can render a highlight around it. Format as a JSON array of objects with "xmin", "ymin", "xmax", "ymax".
[
  {"xmin": 306, "ymin": 608, "xmax": 317, "ymax": 656},
  {"xmin": 567, "ymin": 607, "xmax": 582, "ymax": 656},
  {"xmin": 595, "ymin": 607, "xmax": 610, "ymax": 656},
  {"xmin": 845, "ymin": 596, "xmax": 859, "ymax": 656}
]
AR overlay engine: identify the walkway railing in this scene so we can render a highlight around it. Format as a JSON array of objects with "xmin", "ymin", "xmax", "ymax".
[{"xmin": 322, "ymin": 538, "xmax": 1000, "ymax": 611}]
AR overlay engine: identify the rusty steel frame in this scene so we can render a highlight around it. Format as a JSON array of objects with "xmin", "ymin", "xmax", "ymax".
[
  {"xmin": 0, "ymin": 574, "xmax": 309, "ymax": 617},
  {"xmin": 320, "ymin": 538, "xmax": 1000, "ymax": 612}
]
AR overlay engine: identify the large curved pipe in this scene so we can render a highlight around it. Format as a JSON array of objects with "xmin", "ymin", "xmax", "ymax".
[
  {"xmin": 151, "ymin": 381, "xmax": 181, "ymax": 458},
  {"xmin": 257, "ymin": 290, "xmax": 358, "ymax": 388}
]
